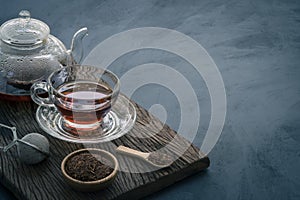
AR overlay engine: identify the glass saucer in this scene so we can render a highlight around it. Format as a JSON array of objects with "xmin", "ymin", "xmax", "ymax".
[{"xmin": 35, "ymin": 95, "xmax": 136, "ymax": 143}]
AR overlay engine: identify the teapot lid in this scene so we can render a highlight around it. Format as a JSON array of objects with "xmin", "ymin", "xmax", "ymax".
[{"xmin": 0, "ymin": 10, "xmax": 50, "ymax": 47}]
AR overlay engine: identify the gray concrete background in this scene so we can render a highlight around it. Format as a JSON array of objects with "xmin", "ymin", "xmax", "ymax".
[{"xmin": 1, "ymin": 0, "xmax": 300, "ymax": 199}]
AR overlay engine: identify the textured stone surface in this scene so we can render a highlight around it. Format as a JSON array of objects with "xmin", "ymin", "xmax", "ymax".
[{"xmin": 1, "ymin": 0, "xmax": 300, "ymax": 199}]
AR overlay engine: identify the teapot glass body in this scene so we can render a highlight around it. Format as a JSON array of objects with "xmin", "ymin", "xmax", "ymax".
[{"xmin": 0, "ymin": 10, "xmax": 88, "ymax": 94}]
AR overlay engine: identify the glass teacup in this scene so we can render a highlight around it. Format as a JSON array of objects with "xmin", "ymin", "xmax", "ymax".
[{"xmin": 31, "ymin": 65, "xmax": 120, "ymax": 135}]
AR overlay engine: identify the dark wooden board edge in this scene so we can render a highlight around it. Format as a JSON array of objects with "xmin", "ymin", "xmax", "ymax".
[
  {"xmin": 0, "ymin": 172, "xmax": 26, "ymax": 200},
  {"xmin": 116, "ymin": 156, "xmax": 210, "ymax": 200},
  {"xmin": 0, "ymin": 154, "xmax": 209, "ymax": 200}
]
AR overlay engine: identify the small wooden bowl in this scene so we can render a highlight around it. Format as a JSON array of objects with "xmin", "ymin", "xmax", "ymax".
[{"xmin": 61, "ymin": 148, "xmax": 118, "ymax": 192}]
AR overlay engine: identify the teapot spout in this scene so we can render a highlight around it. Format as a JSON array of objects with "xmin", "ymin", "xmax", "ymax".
[{"xmin": 68, "ymin": 27, "xmax": 88, "ymax": 64}]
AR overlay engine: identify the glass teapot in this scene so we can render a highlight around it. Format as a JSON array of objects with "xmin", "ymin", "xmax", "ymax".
[{"xmin": 0, "ymin": 10, "xmax": 88, "ymax": 96}]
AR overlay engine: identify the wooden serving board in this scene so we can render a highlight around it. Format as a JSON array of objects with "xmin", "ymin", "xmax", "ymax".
[{"xmin": 0, "ymin": 99, "xmax": 209, "ymax": 200}]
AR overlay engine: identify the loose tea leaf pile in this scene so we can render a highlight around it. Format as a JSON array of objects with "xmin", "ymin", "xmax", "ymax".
[
  {"xmin": 65, "ymin": 153, "xmax": 114, "ymax": 181},
  {"xmin": 147, "ymin": 152, "xmax": 173, "ymax": 166}
]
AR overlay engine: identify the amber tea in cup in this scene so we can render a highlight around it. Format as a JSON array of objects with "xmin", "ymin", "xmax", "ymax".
[
  {"xmin": 55, "ymin": 81, "xmax": 112, "ymax": 124},
  {"xmin": 31, "ymin": 65, "xmax": 120, "ymax": 135}
]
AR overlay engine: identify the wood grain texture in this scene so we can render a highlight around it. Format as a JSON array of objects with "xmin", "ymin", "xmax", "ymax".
[{"xmin": 0, "ymin": 99, "xmax": 209, "ymax": 200}]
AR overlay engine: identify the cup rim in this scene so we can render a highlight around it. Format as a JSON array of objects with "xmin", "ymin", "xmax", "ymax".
[{"xmin": 47, "ymin": 64, "xmax": 120, "ymax": 100}]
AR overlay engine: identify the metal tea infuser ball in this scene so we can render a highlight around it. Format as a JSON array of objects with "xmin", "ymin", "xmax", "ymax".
[{"xmin": 0, "ymin": 123, "xmax": 49, "ymax": 164}]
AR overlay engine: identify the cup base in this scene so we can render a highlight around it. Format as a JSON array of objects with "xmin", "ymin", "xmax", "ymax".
[{"xmin": 61, "ymin": 116, "xmax": 113, "ymax": 137}]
